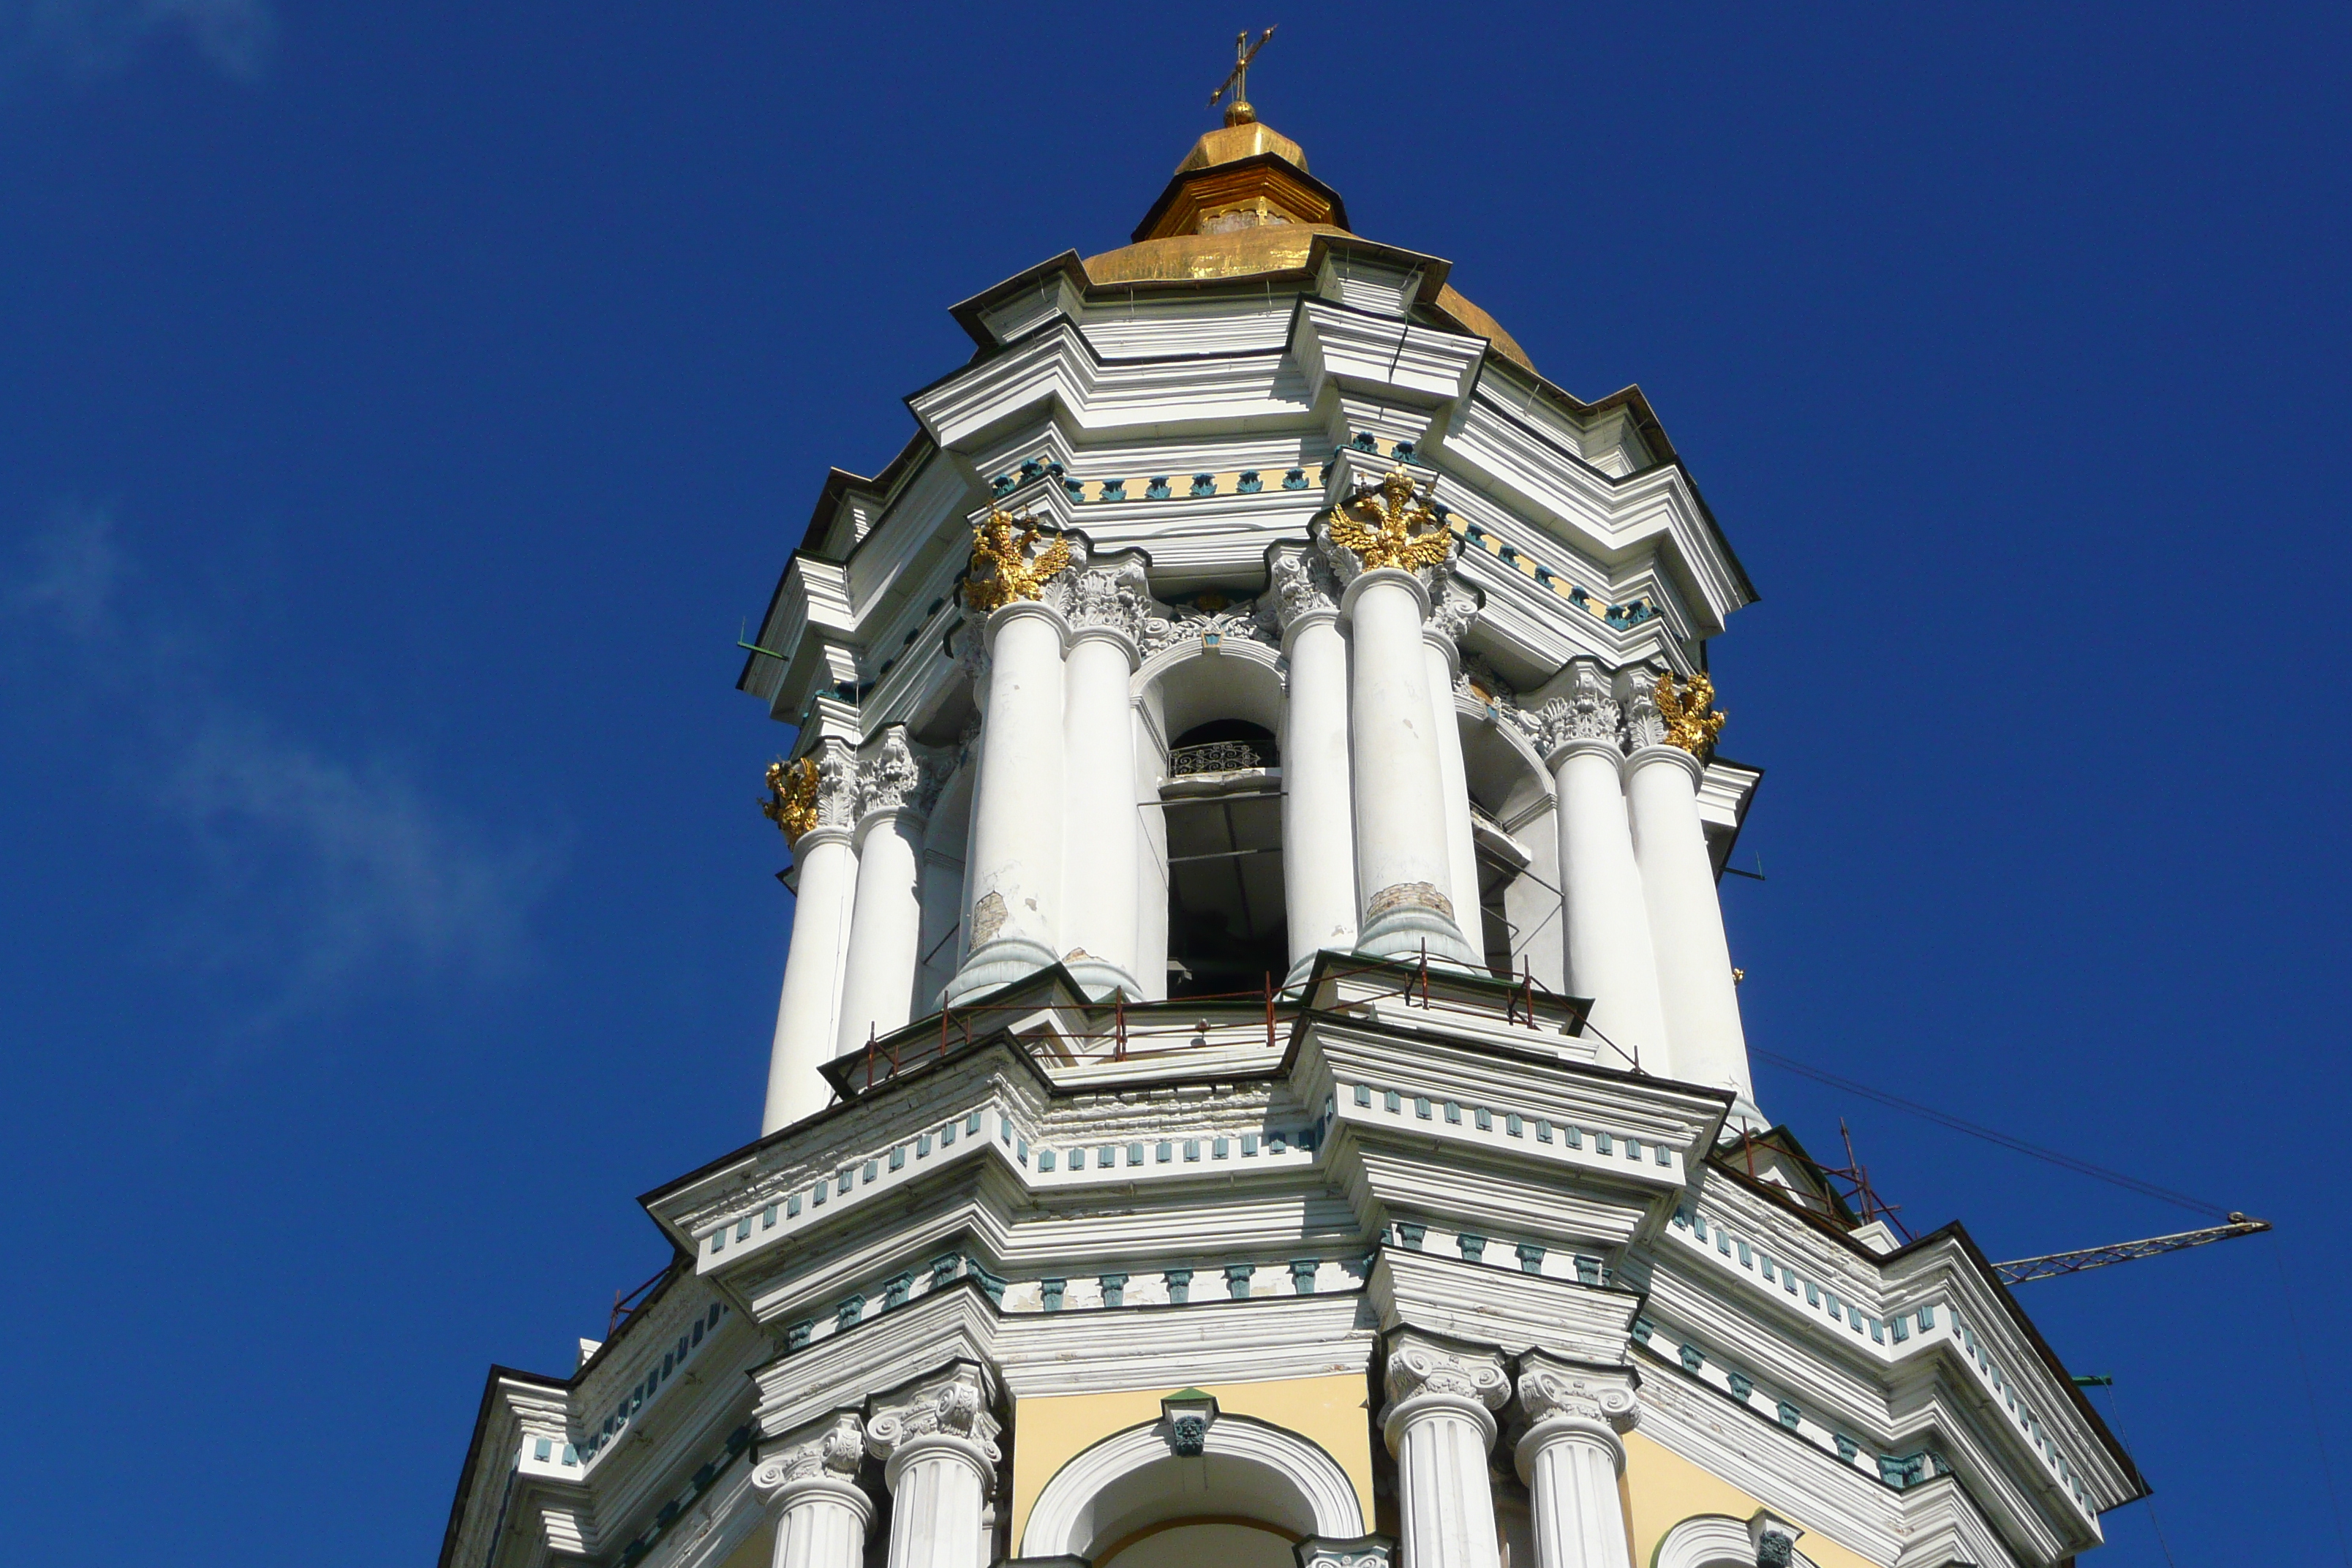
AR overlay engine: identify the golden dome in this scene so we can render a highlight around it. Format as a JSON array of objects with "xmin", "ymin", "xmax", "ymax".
[{"xmin": 1081, "ymin": 121, "xmax": 1535, "ymax": 373}]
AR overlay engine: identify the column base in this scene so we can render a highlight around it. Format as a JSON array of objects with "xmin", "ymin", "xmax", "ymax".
[
  {"xmin": 1063, "ymin": 955, "xmax": 1145, "ymax": 1003},
  {"xmin": 943, "ymin": 935, "xmax": 1062, "ymax": 1006},
  {"xmin": 1355, "ymin": 886, "xmax": 1482, "ymax": 969}
]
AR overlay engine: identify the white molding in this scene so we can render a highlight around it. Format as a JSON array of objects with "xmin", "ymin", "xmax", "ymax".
[
  {"xmin": 1654, "ymin": 1514, "xmax": 1817, "ymax": 1568},
  {"xmin": 1019, "ymin": 1414, "xmax": 1365, "ymax": 1558}
]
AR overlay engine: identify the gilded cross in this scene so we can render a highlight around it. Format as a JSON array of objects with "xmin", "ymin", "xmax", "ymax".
[{"xmin": 1207, "ymin": 27, "xmax": 1276, "ymax": 125}]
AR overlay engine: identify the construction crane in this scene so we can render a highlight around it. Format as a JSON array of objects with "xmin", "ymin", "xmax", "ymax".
[{"xmin": 1992, "ymin": 1213, "xmax": 2271, "ymax": 1286}]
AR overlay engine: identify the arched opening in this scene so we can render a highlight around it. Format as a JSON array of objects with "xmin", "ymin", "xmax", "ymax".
[
  {"xmin": 1162, "ymin": 719, "xmax": 1286, "ymax": 998},
  {"xmin": 1020, "ymin": 1416, "xmax": 1365, "ymax": 1566}
]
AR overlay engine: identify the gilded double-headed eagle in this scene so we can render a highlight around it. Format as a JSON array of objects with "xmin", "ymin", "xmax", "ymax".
[
  {"xmin": 1655, "ymin": 671, "xmax": 1727, "ymax": 756},
  {"xmin": 761, "ymin": 755, "xmax": 819, "ymax": 845},
  {"xmin": 1326, "ymin": 467, "xmax": 1456, "ymax": 573},
  {"xmin": 964, "ymin": 508, "xmax": 1071, "ymax": 612}
]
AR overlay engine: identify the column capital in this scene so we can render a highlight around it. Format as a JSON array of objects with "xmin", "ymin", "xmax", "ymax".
[
  {"xmin": 1064, "ymin": 558, "xmax": 1155, "ymax": 668},
  {"xmin": 765, "ymin": 738, "xmax": 862, "ymax": 852},
  {"xmin": 1423, "ymin": 589, "xmax": 1480, "ymax": 665},
  {"xmin": 1381, "ymin": 1332, "xmax": 1509, "ymax": 1452},
  {"xmin": 1272, "ymin": 545, "xmax": 1343, "ymax": 635},
  {"xmin": 1536, "ymin": 662, "xmax": 1623, "ymax": 763},
  {"xmin": 1512, "ymin": 1359, "xmax": 1636, "ymax": 1480},
  {"xmin": 867, "ymin": 1362, "xmax": 1003, "ymax": 1482},
  {"xmin": 754, "ymin": 1411, "xmax": 872, "ymax": 1512},
  {"xmin": 855, "ymin": 728, "xmax": 946, "ymax": 828}
]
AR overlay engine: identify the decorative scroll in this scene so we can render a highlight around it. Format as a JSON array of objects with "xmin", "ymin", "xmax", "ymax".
[
  {"xmin": 1654, "ymin": 671, "xmax": 1727, "ymax": 757},
  {"xmin": 964, "ymin": 508, "xmax": 1071, "ymax": 612},
  {"xmin": 1169, "ymin": 739, "xmax": 1267, "ymax": 775},
  {"xmin": 1322, "ymin": 467, "xmax": 1457, "ymax": 576},
  {"xmin": 866, "ymin": 1364, "xmax": 1002, "ymax": 1466},
  {"xmin": 752, "ymin": 1411, "xmax": 865, "ymax": 1492}
]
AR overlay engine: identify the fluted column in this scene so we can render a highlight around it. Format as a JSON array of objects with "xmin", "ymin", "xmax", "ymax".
[
  {"xmin": 1426, "ymin": 592, "xmax": 1486, "ymax": 968},
  {"xmin": 867, "ymin": 1364, "xmax": 1002, "ymax": 1568},
  {"xmin": 1059, "ymin": 563, "xmax": 1147, "ymax": 1000},
  {"xmin": 1513, "ymin": 1361, "xmax": 1636, "ymax": 1568},
  {"xmin": 1621, "ymin": 671, "xmax": 1758, "ymax": 1126},
  {"xmin": 946, "ymin": 598, "xmax": 1071, "ymax": 1005},
  {"xmin": 1382, "ymin": 1334, "xmax": 1509, "ymax": 1568},
  {"xmin": 754, "ymin": 1413, "xmax": 873, "ymax": 1568},
  {"xmin": 1273, "ymin": 549, "xmax": 1357, "ymax": 987},
  {"xmin": 1537, "ymin": 664, "xmax": 1670, "ymax": 1075},
  {"xmin": 762, "ymin": 740, "xmax": 860, "ymax": 1135},
  {"xmin": 836, "ymin": 729, "xmax": 938, "ymax": 1056}
]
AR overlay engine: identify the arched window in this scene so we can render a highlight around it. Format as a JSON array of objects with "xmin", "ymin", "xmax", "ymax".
[{"xmin": 1162, "ymin": 720, "xmax": 1286, "ymax": 998}]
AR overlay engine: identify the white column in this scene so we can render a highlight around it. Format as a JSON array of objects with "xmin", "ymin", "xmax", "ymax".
[
  {"xmin": 867, "ymin": 1365, "xmax": 1002, "ymax": 1568},
  {"xmin": 1382, "ymin": 1335, "xmax": 1509, "ymax": 1568},
  {"xmin": 754, "ymin": 1414, "xmax": 873, "ymax": 1568},
  {"xmin": 1514, "ymin": 1362, "xmax": 1636, "ymax": 1568},
  {"xmin": 946, "ymin": 600, "xmax": 1070, "ymax": 1004},
  {"xmin": 1537, "ymin": 664, "xmax": 1670, "ymax": 1076},
  {"xmin": 1622, "ymin": 671, "xmax": 1759, "ymax": 1126},
  {"xmin": 1339, "ymin": 564, "xmax": 1480, "ymax": 966},
  {"xmin": 763, "ymin": 741, "xmax": 860, "ymax": 1136},
  {"xmin": 1059, "ymin": 568, "xmax": 1146, "ymax": 999},
  {"xmin": 1273, "ymin": 549, "xmax": 1357, "ymax": 987},
  {"xmin": 1425, "ymin": 594, "xmax": 1485, "ymax": 970},
  {"xmin": 835, "ymin": 730, "xmax": 932, "ymax": 1057}
]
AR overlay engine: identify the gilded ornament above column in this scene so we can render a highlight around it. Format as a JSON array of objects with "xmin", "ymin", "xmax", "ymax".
[
  {"xmin": 764, "ymin": 741, "xmax": 860, "ymax": 848},
  {"xmin": 962, "ymin": 507, "xmax": 1072, "ymax": 612},
  {"xmin": 1653, "ymin": 671, "xmax": 1727, "ymax": 757},
  {"xmin": 761, "ymin": 755, "xmax": 818, "ymax": 845},
  {"xmin": 1319, "ymin": 467, "xmax": 1458, "ymax": 582}
]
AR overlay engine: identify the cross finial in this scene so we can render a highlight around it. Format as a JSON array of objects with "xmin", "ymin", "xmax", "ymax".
[{"xmin": 1207, "ymin": 26, "xmax": 1275, "ymax": 127}]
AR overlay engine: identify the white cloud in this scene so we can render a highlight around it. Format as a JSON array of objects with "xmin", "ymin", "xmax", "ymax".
[
  {"xmin": 8, "ymin": 501, "xmax": 558, "ymax": 1030},
  {"xmin": 4, "ymin": 0, "xmax": 273, "ymax": 83}
]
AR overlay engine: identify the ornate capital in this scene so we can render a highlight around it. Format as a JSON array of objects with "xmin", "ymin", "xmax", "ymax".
[
  {"xmin": 857, "ymin": 728, "xmax": 942, "ymax": 818},
  {"xmin": 1320, "ymin": 467, "xmax": 1458, "ymax": 581},
  {"xmin": 1382, "ymin": 1333, "xmax": 1509, "ymax": 1448},
  {"xmin": 753, "ymin": 1411, "xmax": 867, "ymax": 1494},
  {"xmin": 867, "ymin": 1363, "xmax": 1002, "ymax": 1471},
  {"xmin": 1654, "ymin": 671, "xmax": 1727, "ymax": 758},
  {"xmin": 1271, "ymin": 546, "xmax": 1341, "ymax": 628},
  {"xmin": 1618, "ymin": 669, "xmax": 1667, "ymax": 751},
  {"xmin": 963, "ymin": 508, "xmax": 1073, "ymax": 613},
  {"xmin": 1537, "ymin": 663, "xmax": 1621, "ymax": 756},
  {"xmin": 1516, "ymin": 1361, "xmax": 1637, "ymax": 1428},
  {"xmin": 1066, "ymin": 559, "xmax": 1163, "ymax": 649}
]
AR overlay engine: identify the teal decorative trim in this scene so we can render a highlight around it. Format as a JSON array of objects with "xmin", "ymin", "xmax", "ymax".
[
  {"xmin": 1457, "ymin": 1233, "xmax": 1487, "ymax": 1262},
  {"xmin": 1395, "ymin": 1222, "xmax": 1426, "ymax": 1250},
  {"xmin": 1290, "ymin": 1258, "xmax": 1319, "ymax": 1294},
  {"xmin": 1165, "ymin": 1267, "xmax": 1193, "ymax": 1304},
  {"xmin": 1040, "ymin": 1279, "xmax": 1066, "ymax": 1312},
  {"xmin": 1515, "ymin": 1243, "xmax": 1545, "ymax": 1275},
  {"xmin": 1098, "ymin": 1272, "xmax": 1128, "ymax": 1308}
]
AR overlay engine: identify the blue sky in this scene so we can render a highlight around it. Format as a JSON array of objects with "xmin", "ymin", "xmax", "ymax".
[{"xmin": 3, "ymin": 3, "xmax": 2346, "ymax": 1563}]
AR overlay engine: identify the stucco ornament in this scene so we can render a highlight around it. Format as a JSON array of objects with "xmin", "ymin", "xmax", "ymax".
[
  {"xmin": 753, "ymin": 1411, "xmax": 866, "ymax": 1492},
  {"xmin": 1538, "ymin": 663, "xmax": 1623, "ymax": 753},
  {"xmin": 1322, "ymin": 467, "xmax": 1457, "ymax": 576},
  {"xmin": 1384, "ymin": 1336, "xmax": 1511, "ymax": 1412},
  {"xmin": 1619, "ymin": 671, "xmax": 1668, "ymax": 750},
  {"xmin": 1431, "ymin": 589, "xmax": 1480, "ymax": 647},
  {"xmin": 867, "ymin": 1365, "xmax": 1002, "ymax": 1466},
  {"xmin": 1654, "ymin": 671, "xmax": 1727, "ymax": 757},
  {"xmin": 1271, "ymin": 546, "xmax": 1341, "ymax": 626},
  {"xmin": 963, "ymin": 507, "xmax": 1071, "ymax": 612},
  {"xmin": 1516, "ymin": 1365, "xmax": 1637, "ymax": 1428},
  {"xmin": 858, "ymin": 728, "xmax": 924, "ymax": 815}
]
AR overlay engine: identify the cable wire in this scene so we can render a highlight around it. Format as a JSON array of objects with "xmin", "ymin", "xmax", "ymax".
[
  {"xmin": 1749, "ymin": 1048, "xmax": 2231, "ymax": 1221},
  {"xmin": 2091, "ymin": 1384, "xmax": 2181, "ymax": 1568},
  {"xmin": 2272, "ymin": 1237, "xmax": 2352, "ymax": 1568}
]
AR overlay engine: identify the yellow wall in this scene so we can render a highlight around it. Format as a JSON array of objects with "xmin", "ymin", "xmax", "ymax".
[
  {"xmin": 1623, "ymin": 1431, "xmax": 1885, "ymax": 1568},
  {"xmin": 1008, "ymin": 1374, "xmax": 1377, "ymax": 1550}
]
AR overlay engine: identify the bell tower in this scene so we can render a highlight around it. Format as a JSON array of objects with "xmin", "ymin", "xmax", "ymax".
[{"xmin": 440, "ymin": 76, "xmax": 2146, "ymax": 1568}]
